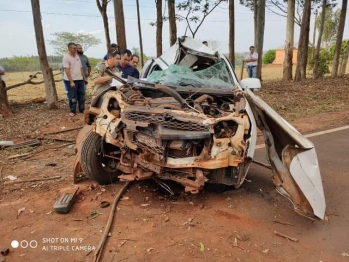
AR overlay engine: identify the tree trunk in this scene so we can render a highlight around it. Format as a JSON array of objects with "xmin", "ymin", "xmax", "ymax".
[
  {"xmin": 156, "ymin": 0, "xmax": 163, "ymax": 57},
  {"xmin": 313, "ymin": 0, "xmax": 326, "ymax": 79},
  {"xmin": 168, "ymin": 0, "xmax": 177, "ymax": 46},
  {"xmin": 294, "ymin": 0, "xmax": 311, "ymax": 81},
  {"xmin": 254, "ymin": 0, "xmax": 265, "ymax": 80},
  {"xmin": 96, "ymin": 0, "xmax": 111, "ymax": 50},
  {"xmin": 283, "ymin": 0, "xmax": 295, "ymax": 81},
  {"xmin": 136, "ymin": 0, "xmax": 144, "ymax": 67},
  {"xmin": 102, "ymin": 11, "xmax": 111, "ymax": 50},
  {"xmin": 253, "ymin": 0, "xmax": 258, "ymax": 42},
  {"xmin": 114, "ymin": 0, "xmax": 127, "ymax": 52},
  {"xmin": 312, "ymin": 11, "xmax": 317, "ymax": 60},
  {"xmin": 340, "ymin": 40, "xmax": 349, "ymax": 76},
  {"xmin": 331, "ymin": 0, "xmax": 348, "ymax": 77},
  {"xmin": 0, "ymin": 80, "xmax": 12, "ymax": 116},
  {"xmin": 228, "ymin": 0, "xmax": 235, "ymax": 66},
  {"xmin": 31, "ymin": 0, "xmax": 57, "ymax": 109}
]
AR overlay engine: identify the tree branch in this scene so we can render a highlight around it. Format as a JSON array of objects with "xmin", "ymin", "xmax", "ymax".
[
  {"xmin": 192, "ymin": 0, "xmax": 226, "ymax": 37},
  {"xmin": 266, "ymin": 4, "xmax": 287, "ymax": 19}
]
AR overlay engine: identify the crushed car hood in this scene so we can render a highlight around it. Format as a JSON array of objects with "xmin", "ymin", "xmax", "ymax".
[{"xmin": 244, "ymin": 88, "xmax": 326, "ymax": 220}]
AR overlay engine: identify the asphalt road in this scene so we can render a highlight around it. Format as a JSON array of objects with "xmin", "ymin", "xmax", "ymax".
[{"xmin": 246, "ymin": 127, "xmax": 349, "ymax": 261}]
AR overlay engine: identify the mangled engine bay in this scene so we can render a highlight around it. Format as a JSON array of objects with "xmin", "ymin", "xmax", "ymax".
[{"xmin": 85, "ymin": 82, "xmax": 253, "ymax": 193}]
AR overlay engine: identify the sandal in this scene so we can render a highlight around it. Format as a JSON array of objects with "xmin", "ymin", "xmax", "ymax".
[{"xmin": 69, "ymin": 113, "xmax": 75, "ymax": 117}]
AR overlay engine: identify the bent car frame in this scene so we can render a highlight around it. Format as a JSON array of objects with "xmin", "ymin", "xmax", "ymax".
[{"xmin": 74, "ymin": 36, "xmax": 326, "ymax": 220}]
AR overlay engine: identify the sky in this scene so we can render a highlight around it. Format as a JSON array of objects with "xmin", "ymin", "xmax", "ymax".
[{"xmin": 0, "ymin": 0, "xmax": 348, "ymax": 60}]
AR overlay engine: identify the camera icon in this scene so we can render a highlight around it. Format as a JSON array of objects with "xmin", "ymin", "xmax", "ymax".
[{"xmin": 11, "ymin": 240, "xmax": 38, "ymax": 249}]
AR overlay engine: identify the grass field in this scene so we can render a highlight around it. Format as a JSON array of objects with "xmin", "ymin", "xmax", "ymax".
[
  {"xmin": 5, "ymin": 70, "xmax": 68, "ymax": 102},
  {"xmin": 4, "ymin": 64, "xmax": 348, "ymax": 102}
]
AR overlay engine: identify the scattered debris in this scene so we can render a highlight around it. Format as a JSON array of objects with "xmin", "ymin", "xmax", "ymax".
[
  {"xmin": 272, "ymin": 220, "xmax": 295, "ymax": 226},
  {"xmin": 53, "ymin": 188, "xmax": 79, "ymax": 214},
  {"xmin": 199, "ymin": 243, "xmax": 205, "ymax": 252},
  {"xmin": 3, "ymin": 139, "xmax": 41, "ymax": 150},
  {"xmin": 232, "ymin": 237, "xmax": 245, "ymax": 250},
  {"xmin": 147, "ymin": 247, "xmax": 154, "ymax": 253},
  {"xmin": 236, "ymin": 234, "xmax": 250, "ymax": 242},
  {"xmin": 274, "ymin": 231, "xmax": 299, "ymax": 242},
  {"xmin": 93, "ymin": 181, "xmax": 131, "ymax": 262},
  {"xmin": 46, "ymin": 211, "xmax": 53, "ymax": 215},
  {"xmin": 7, "ymin": 153, "xmax": 31, "ymax": 160},
  {"xmin": 141, "ymin": 203, "xmax": 150, "ymax": 207},
  {"xmin": 4, "ymin": 175, "xmax": 17, "ymax": 181},
  {"xmin": 0, "ymin": 248, "xmax": 9, "ymax": 256},
  {"xmin": 100, "ymin": 201, "xmax": 110, "ymax": 208},
  {"xmin": 37, "ymin": 136, "xmax": 74, "ymax": 143},
  {"xmin": 262, "ymin": 249, "xmax": 270, "ymax": 254},
  {"xmin": 17, "ymin": 207, "xmax": 25, "ymax": 218},
  {"xmin": 164, "ymin": 216, "xmax": 170, "ymax": 222},
  {"xmin": 91, "ymin": 210, "xmax": 103, "ymax": 219},
  {"xmin": 45, "ymin": 162, "xmax": 57, "ymax": 167},
  {"xmin": 121, "ymin": 196, "xmax": 130, "ymax": 201},
  {"xmin": 4, "ymin": 176, "xmax": 61, "ymax": 185},
  {"xmin": 0, "ymin": 256, "xmax": 6, "ymax": 262},
  {"xmin": 0, "ymin": 141, "xmax": 14, "ymax": 147},
  {"xmin": 341, "ymin": 253, "xmax": 349, "ymax": 257},
  {"xmin": 118, "ymin": 240, "xmax": 127, "ymax": 248}
]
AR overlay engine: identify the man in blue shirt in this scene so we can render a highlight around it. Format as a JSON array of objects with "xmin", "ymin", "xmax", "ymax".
[
  {"xmin": 103, "ymin": 43, "xmax": 118, "ymax": 61},
  {"xmin": 117, "ymin": 49, "xmax": 139, "ymax": 79}
]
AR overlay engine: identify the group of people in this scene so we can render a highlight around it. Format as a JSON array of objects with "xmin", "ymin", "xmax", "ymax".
[
  {"xmin": 62, "ymin": 42, "xmax": 140, "ymax": 117},
  {"xmin": 1, "ymin": 42, "xmax": 258, "ymax": 118}
]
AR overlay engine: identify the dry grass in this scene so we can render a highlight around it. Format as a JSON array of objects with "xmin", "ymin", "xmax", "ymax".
[{"xmin": 5, "ymin": 71, "xmax": 67, "ymax": 102}]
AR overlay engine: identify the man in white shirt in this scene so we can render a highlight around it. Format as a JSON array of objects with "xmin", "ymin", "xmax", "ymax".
[
  {"xmin": 62, "ymin": 42, "xmax": 87, "ymax": 116},
  {"xmin": 245, "ymin": 46, "xmax": 258, "ymax": 78}
]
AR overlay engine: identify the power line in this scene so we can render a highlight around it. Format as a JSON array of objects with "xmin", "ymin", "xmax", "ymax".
[{"xmin": 0, "ymin": 9, "xmax": 286, "ymax": 22}]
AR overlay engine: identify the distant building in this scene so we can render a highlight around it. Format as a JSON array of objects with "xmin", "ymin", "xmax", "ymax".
[{"xmin": 272, "ymin": 49, "xmax": 298, "ymax": 65}]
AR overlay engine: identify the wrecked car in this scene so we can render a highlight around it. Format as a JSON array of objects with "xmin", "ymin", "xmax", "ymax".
[{"xmin": 74, "ymin": 36, "xmax": 326, "ymax": 220}]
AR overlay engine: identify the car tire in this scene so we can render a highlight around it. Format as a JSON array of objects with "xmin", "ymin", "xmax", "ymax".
[{"xmin": 80, "ymin": 132, "xmax": 120, "ymax": 185}]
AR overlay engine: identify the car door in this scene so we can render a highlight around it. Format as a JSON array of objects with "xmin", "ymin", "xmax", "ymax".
[{"xmin": 244, "ymin": 88, "xmax": 326, "ymax": 220}]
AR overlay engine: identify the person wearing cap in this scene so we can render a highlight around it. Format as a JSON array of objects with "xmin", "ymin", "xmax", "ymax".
[
  {"xmin": 103, "ymin": 43, "xmax": 118, "ymax": 61},
  {"xmin": 92, "ymin": 49, "xmax": 121, "ymax": 97},
  {"xmin": 62, "ymin": 42, "xmax": 87, "ymax": 116},
  {"xmin": 117, "ymin": 49, "xmax": 139, "ymax": 79}
]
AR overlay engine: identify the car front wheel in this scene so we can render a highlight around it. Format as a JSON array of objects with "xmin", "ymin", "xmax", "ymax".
[{"xmin": 80, "ymin": 132, "xmax": 120, "ymax": 185}]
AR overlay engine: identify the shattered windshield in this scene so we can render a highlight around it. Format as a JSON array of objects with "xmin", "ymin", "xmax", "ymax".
[{"xmin": 147, "ymin": 59, "xmax": 234, "ymax": 89}]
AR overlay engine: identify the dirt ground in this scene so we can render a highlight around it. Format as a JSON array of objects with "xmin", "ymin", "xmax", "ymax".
[{"xmin": 0, "ymin": 77, "xmax": 349, "ymax": 262}]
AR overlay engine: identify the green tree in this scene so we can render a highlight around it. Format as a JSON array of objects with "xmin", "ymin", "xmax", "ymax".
[
  {"xmin": 308, "ymin": 49, "xmax": 332, "ymax": 77},
  {"xmin": 262, "ymin": 49, "xmax": 276, "ymax": 64},
  {"xmin": 315, "ymin": 7, "xmax": 341, "ymax": 47},
  {"xmin": 49, "ymin": 32, "xmax": 101, "ymax": 56},
  {"xmin": 176, "ymin": 0, "xmax": 228, "ymax": 38}
]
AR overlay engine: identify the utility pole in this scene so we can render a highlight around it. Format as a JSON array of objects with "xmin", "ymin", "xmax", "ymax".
[{"xmin": 136, "ymin": 0, "xmax": 144, "ymax": 67}]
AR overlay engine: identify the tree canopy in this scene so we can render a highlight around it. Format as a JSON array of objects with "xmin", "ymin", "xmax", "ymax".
[
  {"xmin": 176, "ymin": 0, "xmax": 227, "ymax": 38},
  {"xmin": 49, "ymin": 32, "xmax": 101, "ymax": 56},
  {"xmin": 315, "ymin": 7, "xmax": 341, "ymax": 47}
]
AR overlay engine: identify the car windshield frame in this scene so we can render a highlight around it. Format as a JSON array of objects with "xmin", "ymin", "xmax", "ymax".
[{"xmin": 147, "ymin": 58, "xmax": 236, "ymax": 90}]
